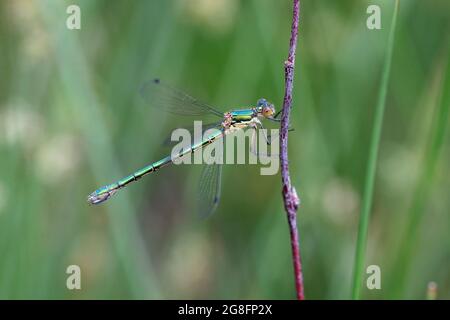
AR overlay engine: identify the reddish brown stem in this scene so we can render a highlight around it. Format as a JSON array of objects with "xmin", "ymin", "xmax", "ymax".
[{"xmin": 280, "ymin": 0, "xmax": 304, "ymax": 300}]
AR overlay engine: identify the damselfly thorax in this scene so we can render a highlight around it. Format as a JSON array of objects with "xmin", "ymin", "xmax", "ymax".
[{"xmin": 222, "ymin": 108, "xmax": 262, "ymax": 133}]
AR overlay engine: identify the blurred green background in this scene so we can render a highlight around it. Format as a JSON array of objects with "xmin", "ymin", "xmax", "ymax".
[{"xmin": 0, "ymin": 0, "xmax": 449, "ymax": 299}]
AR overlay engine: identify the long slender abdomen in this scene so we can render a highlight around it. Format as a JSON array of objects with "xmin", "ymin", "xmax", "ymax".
[
  {"xmin": 87, "ymin": 155, "xmax": 172, "ymax": 205},
  {"xmin": 87, "ymin": 128, "xmax": 225, "ymax": 205}
]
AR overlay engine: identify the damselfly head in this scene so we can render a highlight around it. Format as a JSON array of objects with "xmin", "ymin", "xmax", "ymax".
[{"xmin": 256, "ymin": 98, "xmax": 276, "ymax": 119}]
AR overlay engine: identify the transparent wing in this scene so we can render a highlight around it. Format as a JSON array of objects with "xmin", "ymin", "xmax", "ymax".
[
  {"xmin": 162, "ymin": 122, "xmax": 223, "ymax": 146},
  {"xmin": 140, "ymin": 79, "xmax": 224, "ymax": 117},
  {"xmin": 197, "ymin": 162, "xmax": 223, "ymax": 219}
]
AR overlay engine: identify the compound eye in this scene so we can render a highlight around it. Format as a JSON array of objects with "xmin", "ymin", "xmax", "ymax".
[{"xmin": 257, "ymin": 98, "xmax": 267, "ymax": 108}]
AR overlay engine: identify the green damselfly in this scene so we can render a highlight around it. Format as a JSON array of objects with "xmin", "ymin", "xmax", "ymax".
[{"xmin": 87, "ymin": 79, "xmax": 280, "ymax": 217}]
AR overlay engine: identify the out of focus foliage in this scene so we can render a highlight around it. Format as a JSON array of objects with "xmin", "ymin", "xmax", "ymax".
[{"xmin": 0, "ymin": 0, "xmax": 448, "ymax": 299}]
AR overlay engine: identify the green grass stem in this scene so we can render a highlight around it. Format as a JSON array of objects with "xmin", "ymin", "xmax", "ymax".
[{"xmin": 351, "ymin": 0, "xmax": 400, "ymax": 299}]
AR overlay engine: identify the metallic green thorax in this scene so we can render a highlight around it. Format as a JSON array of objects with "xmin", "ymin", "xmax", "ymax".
[{"xmin": 230, "ymin": 108, "xmax": 255, "ymax": 123}]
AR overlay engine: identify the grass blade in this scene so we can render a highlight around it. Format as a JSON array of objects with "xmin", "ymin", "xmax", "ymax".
[{"xmin": 351, "ymin": 0, "xmax": 400, "ymax": 299}]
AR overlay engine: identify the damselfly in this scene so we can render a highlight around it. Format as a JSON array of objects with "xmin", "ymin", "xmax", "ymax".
[{"xmin": 87, "ymin": 79, "xmax": 280, "ymax": 217}]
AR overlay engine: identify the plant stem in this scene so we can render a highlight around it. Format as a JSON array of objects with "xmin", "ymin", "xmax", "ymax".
[
  {"xmin": 280, "ymin": 0, "xmax": 304, "ymax": 300},
  {"xmin": 351, "ymin": 0, "xmax": 399, "ymax": 299}
]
